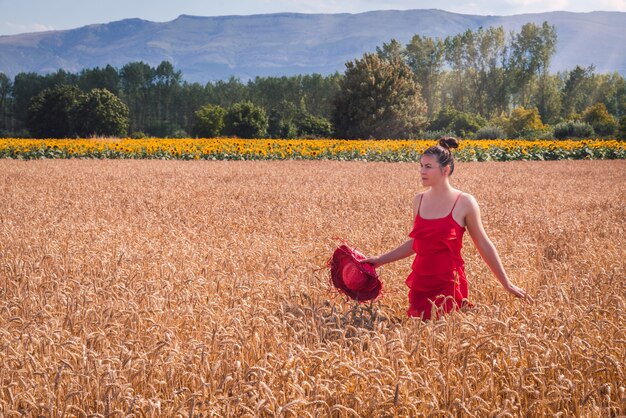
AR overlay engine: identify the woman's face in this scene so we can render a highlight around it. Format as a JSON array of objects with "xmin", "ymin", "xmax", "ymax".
[{"xmin": 419, "ymin": 154, "xmax": 448, "ymax": 186}]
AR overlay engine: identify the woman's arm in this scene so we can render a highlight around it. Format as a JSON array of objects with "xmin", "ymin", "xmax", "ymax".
[
  {"xmin": 363, "ymin": 239, "xmax": 415, "ymax": 268},
  {"xmin": 464, "ymin": 195, "xmax": 533, "ymax": 303},
  {"xmin": 363, "ymin": 195, "xmax": 420, "ymax": 268}
]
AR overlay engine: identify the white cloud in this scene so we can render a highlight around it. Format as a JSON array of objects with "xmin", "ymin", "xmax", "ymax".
[{"xmin": 4, "ymin": 22, "xmax": 56, "ymax": 35}]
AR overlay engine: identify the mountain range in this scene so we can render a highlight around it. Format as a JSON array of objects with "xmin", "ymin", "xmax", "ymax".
[{"xmin": 0, "ymin": 9, "xmax": 624, "ymax": 83}]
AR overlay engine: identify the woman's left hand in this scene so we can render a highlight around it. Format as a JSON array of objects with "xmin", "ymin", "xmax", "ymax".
[{"xmin": 505, "ymin": 283, "xmax": 534, "ymax": 303}]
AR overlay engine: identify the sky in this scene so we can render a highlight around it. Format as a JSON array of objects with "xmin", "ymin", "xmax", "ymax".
[{"xmin": 2, "ymin": 0, "xmax": 626, "ymax": 36}]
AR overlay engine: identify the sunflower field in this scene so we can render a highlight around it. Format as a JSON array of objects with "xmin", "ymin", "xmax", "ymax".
[{"xmin": 0, "ymin": 138, "xmax": 624, "ymax": 161}]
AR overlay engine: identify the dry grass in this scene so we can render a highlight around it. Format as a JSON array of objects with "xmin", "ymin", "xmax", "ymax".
[{"xmin": 0, "ymin": 159, "xmax": 624, "ymax": 417}]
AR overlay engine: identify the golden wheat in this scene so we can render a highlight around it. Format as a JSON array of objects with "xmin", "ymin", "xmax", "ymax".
[{"xmin": 0, "ymin": 159, "xmax": 624, "ymax": 417}]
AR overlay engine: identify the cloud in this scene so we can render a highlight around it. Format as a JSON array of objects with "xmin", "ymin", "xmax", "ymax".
[{"xmin": 4, "ymin": 22, "xmax": 56, "ymax": 35}]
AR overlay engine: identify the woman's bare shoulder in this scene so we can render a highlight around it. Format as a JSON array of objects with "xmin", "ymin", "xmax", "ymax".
[
  {"xmin": 412, "ymin": 191, "xmax": 427, "ymax": 204},
  {"xmin": 412, "ymin": 192, "xmax": 426, "ymax": 214},
  {"xmin": 458, "ymin": 191, "xmax": 478, "ymax": 204},
  {"xmin": 456, "ymin": 191, "xmax": 480, "ymax": 214},
  {"xmin": 412, "ymin": 191, "xmax": 426, "ymax": 203}
]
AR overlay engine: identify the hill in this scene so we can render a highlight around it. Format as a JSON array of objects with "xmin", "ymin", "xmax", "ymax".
[{"xmin": 0, "ymin": 9, "xmax": 624, "ymax": 82}]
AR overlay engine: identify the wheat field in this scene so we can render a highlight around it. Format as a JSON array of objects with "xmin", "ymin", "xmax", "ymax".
[{"xmin": 0, "ymin": 159, "xmax": 624, "ymax": 417}]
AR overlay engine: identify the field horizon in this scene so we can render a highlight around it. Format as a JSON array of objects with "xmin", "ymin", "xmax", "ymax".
[{"xmin": 1, "ymin": 159, "xmax": 624, "ymax": 416}]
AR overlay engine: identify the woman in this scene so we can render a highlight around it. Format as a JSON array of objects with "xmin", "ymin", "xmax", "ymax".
[{"xmin": 364, "ymin": 137, "xmax": 532, "ymax": 320}]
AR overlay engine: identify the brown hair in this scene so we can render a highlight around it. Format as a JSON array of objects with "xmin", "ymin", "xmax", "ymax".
[{"xmin": 422, "ymin": 136, "xmax": 459, "ymax": 176}]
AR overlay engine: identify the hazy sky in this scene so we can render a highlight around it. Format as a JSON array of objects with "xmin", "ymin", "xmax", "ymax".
[{"xmin": 2, "ymin": 0, "xmax": 625, "ymax": 36}]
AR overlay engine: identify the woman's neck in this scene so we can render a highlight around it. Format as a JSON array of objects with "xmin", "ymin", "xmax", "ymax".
[{"xmin": 428, "ymin": 179, "xmax": 453, "ymax": 195}]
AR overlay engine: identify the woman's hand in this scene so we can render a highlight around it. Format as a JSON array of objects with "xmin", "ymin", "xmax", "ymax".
[
  {"xmin": 361, "ymin": 256, "xmax": 381, "ymax": 268},
  {"xmin": 361, "ymin": 239, "xmax": 415, "ymax": 269},
  {"xmin": 504, "ymin": 283, "xmax": 534, "ymax": 304}
]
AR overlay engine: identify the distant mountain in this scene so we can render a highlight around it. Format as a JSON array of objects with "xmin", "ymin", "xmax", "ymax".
[{"xmin": 0, "ymin": 9, "xmax": 624, "ymax": 82}]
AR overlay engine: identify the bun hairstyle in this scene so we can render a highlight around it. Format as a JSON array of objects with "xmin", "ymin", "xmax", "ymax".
[
  {"xmin": 438, "ymin": 136, "xmax": 459, "ymax": 150},
  {"xmin": 422, "ymin": 136, "xmax": 460, "ymax": 176}
]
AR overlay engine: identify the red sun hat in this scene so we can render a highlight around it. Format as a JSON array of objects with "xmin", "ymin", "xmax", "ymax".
[{"xmin": 328, "ymin": 244, "xmax": 382, "ymax": 302}]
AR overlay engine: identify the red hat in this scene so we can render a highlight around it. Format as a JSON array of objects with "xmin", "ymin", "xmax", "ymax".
[{"xmin": 328, "ymin": 244, "xmax": 382, "ymax": 302}]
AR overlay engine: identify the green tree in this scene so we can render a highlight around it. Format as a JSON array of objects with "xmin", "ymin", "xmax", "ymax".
[
  {"xmin": 224, "ymin": 101, "xmax": 268, "ymax": 138},
  {"xmin": 193, "ymin": 104, "xmax": 226, "ymax": 137},
  {"xmin": 443, "ymin": 32, "xmax": 471, "ymax": 112},
  {"xmin": 246, "ymin": 73, "xmax": 342, "ymax": 123},
  {"xmin": 74, "ymin": 88, "xmax": 129, "ymax": 137},
  {"xmin": 175, "ymin": 81, "xmax": 212, "ymax": 134},
  {"xmin": 332, "ymin": 53, "xmax": 427, "ymax": 139},
  {"xmin": 560, "ymin": 65, "xmax": 596, "ymax": 118},
  {"xmin": 0, "ymin": 73, "xmax": 12, "ymax": 133},
  {"xmin": 405, "ymin": 34, "xmax": 445, "ymax": 117},
  {"xmin": 581, "ymin": 102, "xmax": 618, "ymax": 137},
  {"xmin": 208, "ymin": 77, "xmax": 249, "ymax": 108},
  {"xmin": 248, "ymin": 76, "xmax": 301, "ymax": 112},
  {"xmin": 618, "ymin": 116, "xmax": 626, "ymax": 140},
  {"xmin": 26, "ymin": 85, "xmax": 84, "ymax": 138},
  {"xmin": 12, "ymin": 72, "xmax": 51, "ymax": 127},
  {"xmin": 152, "ymin": 61, "xmax": 182, "ymax": 125},
  {"xmin": 476, "ymin": 27, "xmax": 508, "ymax": 117},
  {"xmin": 508, "ymin": 22, "xmax": 557, "ymax": 107},
  {"xmin": 120, "ymin": 61, "xmax": 154, "ymax": 132},
  {"xmin": 588, "ymin": 72, "xmax": 626, "ymax": 117},
  {"xmin": 441, "ymin": 27, "xmax": 507, "ymax": 116},
  {"xmin": 267, "ymin": 100, "xmax": 299, "ymax": 138},
  {"xmin": 376, "ymin": 39, "xmax": 405, "ymax": 62},
  {"xmin": 78, "ymin": 65, "xmax": 120, "ymax": 95},
  {"xmin": 300, "ymin": 73, "xmax": 342, "ymax": 118},
  {"xmin": 532, "ymin": 73, "xmax": 562, "ymax": 124}
]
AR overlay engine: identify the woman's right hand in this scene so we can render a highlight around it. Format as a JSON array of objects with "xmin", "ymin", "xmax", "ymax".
[
  {"xmin": 360, "ymin": 240, "xmax": 414, "ymax": 269},
  {"xmin": 361, "ymin": 256, "xmax": 382, "ymax": 268}
]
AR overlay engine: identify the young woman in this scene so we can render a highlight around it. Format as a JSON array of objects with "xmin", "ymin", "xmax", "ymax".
[{"xmin": 363, "ymin": 137, "xmax": 532, "ymax": 320}]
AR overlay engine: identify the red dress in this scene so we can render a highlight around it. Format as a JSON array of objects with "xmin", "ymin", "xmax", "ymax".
[{"xmin": 406, "ymin": 193, "xmax": 471, "ymax": 320}]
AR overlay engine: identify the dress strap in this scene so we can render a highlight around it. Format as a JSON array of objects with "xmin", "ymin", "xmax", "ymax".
[
  {"xmin": 449, "ymin": 193, "xmax": 463, "ymax": 215},
  {"xmin": 417, "ymin": 194, "xmax": 424, "ymax": 216}
]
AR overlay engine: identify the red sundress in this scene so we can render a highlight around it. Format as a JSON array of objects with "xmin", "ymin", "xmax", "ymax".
[{"xmin": 406, "ymin": 193, "xmax": 471, "ymax": 320}]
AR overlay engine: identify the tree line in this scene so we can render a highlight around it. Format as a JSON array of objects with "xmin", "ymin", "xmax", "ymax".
[
  {"xmin": 0, "ymin": 21, "xmax": 624, "ymax": 139},
  {"xmin": 338, "ymin": 22, "xmax": 625, "ymax": 139},
  {"xmin": 0, "ymin": 61, "xmax": 341, "ymax": 138}
]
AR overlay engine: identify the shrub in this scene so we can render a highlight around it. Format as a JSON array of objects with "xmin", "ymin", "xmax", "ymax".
[
  {"xmin": 504, "ymin": 107, "xmax": 547, "ymax": 138},
  {"xmin": 296, "ymin": 114, "xmax": 333, "ymax": 138},
  {"xmin": 130, "ymin": 131, "xmax": 148, "ymax": 139},
  {"xmin": 193, "ymin": 104, "xmax": 225, "ymax": 138},
  {"xmin": 581, "ymin": 103, "xmax": 618, "ymax": 137},
  {"xmin": 224, "ymin": 101, "xmax": 268, "ymax": 138},
  {"xmin": 169, "ymin": 129, "xmax": 189, "ymax": 139},
  {"xmin": 272, "ymin": 121, "xmax": 297, "ymax": 139},
  {"xmin": 553, "ymin": 121, "xmax": 595, "ymax": 139},
  {"xmin": 475, "ymin": 126, "xmax": 504, "ymax": 140},
  {"xmin": 517, "ymin": 129, "xmax": 555, "ymax": 140},
  {"xmin": 145, "ymin": 120, "xmax": 186, "ymax": 138},
  {"xmin": 428, "ymin": 107, "xmax": 485, "ymax": 138}
]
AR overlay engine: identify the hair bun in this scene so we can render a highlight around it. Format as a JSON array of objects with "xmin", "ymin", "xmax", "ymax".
[{"xmin": 438, "ymin": 136, "xmax": 459, "ymax": 150}]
